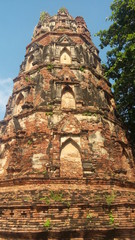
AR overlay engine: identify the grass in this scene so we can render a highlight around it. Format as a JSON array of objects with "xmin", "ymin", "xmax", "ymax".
[
  {"xmin": 46, "ymin": 112, "xmax": 53, "ymax": 116},
  {"xmin": 42, "ymin": 170, "xmax": 47, "ymax": 176},
  {"xmin": 59, "ymin": 7, "xmax": 67, "ymax": 13},
  {"xmin": 109, "ymin": 211, "xmax": 114, "ymax": 225},
  {"xmin": 40, "ymin": 196, "xmax": 50, "ymax": 204},
  {"xmin": 40, "ymin": 191, "xmax": 63, "ymax": 204},
  {"xmin": 25, "ymin": 76, "xmax": 29, "ymax": 82},
  {"xmin": 66, "ymin": 201, "xmax": 71, "ymax": 208},
  {"xmin": 87, "ymin": 213, "xmax": 93, "ymax": 222},
  {"xmin": 40, "ymin": 12, "xmax": 48, "ymax": 23},
  {"xmin": 27, "ymin": 140, "xmax": 32, "ymax": 145},
  {"xmin": 43, "ymin": 219, "xmax": 51, "ymax": 228},
  {"xmin": 106, "ymin": 191, "xmax": 116, "ymax": 206},
  {"xmin": 87, "ymin": 213, "xmax": 92, "ymax": 220},
  {"xmin": 47, "ymin": 64, "xmax": 54, "ymax": 71},
  {"xmin": 83, "ymin": 112, "xmax": 97, "ymax": 116},
  {"xmin": 50, "ymin": 191, "xmax": 63, "ymax": 202},
  {"xmin": 79, "ymin": 66, "xmax": 85, "ymax": 72}
]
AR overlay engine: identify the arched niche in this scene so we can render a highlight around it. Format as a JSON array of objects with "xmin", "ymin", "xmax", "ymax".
[
  {"xmin": 61, "ymin": 86, "xmax": 76, "ymax": 109},
  {"xmin": 60, "ymin": 48, "xmax": 71, "ymax": 64},
  {"xmin": 25, "ymin": 55, "xmax": 34, "ymax": 71},
  {"xmin": 60, "ymin": 138, "xmax": 83, "ymax": 178},
  {"xmin": 16, "ymin": 93, "xmax": 24, "ymax": 105},
  {"xmin": 14, "ymin": 93, "xmax": 24, "ymax": 115}
]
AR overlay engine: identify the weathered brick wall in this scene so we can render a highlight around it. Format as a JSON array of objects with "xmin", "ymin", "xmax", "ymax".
[
  {"xmin": 0, "ymin": 8, "xmax": 134, "ymax": 239},
  {"xmin": 0, "ymin": 182, "xmax": 135, "ymax": 239}
]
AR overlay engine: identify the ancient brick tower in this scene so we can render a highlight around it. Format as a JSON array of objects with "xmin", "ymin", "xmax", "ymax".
[{"xmin": 0, "ymin": 8, "xmax": 135, "ymax": 240}]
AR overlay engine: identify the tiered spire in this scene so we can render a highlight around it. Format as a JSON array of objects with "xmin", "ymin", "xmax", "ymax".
[{"xmin": 0, "ymin": 9, "xmax": 134, "ymax": 240}]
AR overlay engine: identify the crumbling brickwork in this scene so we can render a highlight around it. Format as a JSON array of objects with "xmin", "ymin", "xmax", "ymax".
[{"xmin": 0, "ymin": 8, "xmax": 135, "ymax": 240}]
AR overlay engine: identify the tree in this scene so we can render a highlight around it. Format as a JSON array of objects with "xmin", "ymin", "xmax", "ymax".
[{"xmin": 97, "ymin": 0, "xmax": 135, "ymax": 145}]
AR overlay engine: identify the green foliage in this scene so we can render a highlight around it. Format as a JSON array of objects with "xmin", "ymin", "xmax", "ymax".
[
  {"xmin": 25, "ymin": 76, "xmax": 34, "ymax": 82},
  {"xmin": 37, "ymin": 68, "xmax": 40, "ymax": 73},
  {"xmin": 79, "ymin": 66, "xmax": 85, "ymax": 72},
  {"xmin": 83, "ymin": 112, "xmax": 92, "ymax": 116},
  {"xmin": 66, "ymin": 201, "xmax": 71, "ymax": 208},
  {"xmin": 95, "ymin": 195, "xmax": 102, "ymax": 202},
  {"xmin": 87, "ymin": 213, "xmax": 93, "ymax": 220},
  {"xmin": 59, "ymin": 7, "xmax": 67, "ymax": 13},
  {"xmin": 86, "ymin": 213, "xmax": 93, "ymax": 224},
  {"xmin": 40, "ymin": 191, "xmax": 63, "ymax": 204},
  {"xmin": 83, "ymin": 112, "xmax": 97, "ymax": 116},
  {"xmin": 42, "ymin": 170, "xmax": 47, "ymax": 176},
  {"xmin": 40, "ymin": 12, "xmax": 47, "ymax": 23},
  {"xmin": 27, "ymin": 140, "xmax": 32, "ymax": 145},
  {"xmin": 58, "ymin": 28, "xmax": 66, "ymax": 32},
  {"xmin": 43, "ymin": 219, "xmax": 51, "ymax": 228},
  {"xmin": 109, "ymin": 211, "xmax": 114, "ymax": 225},
  {"xmin": 48, "ymin": 104, "xmax": 53, "ymax": 109},
  {"xmin": 106, "ymin": 192, "xmax": 116, "ymax": 206},
  {"xmin": 96, "ymin": 0, "xmax": 135, "ymax": 145},
  {"xmin": 47, "ymin": 64, "xmax": 54, "ymax": 71},
  {"xmin": 25, "ymin": 76, "xmax": 29, "ymax": 82},
  {"xmin": 40, "ymin": 196, "xmax": 50, "ymax": 204},
  {"xmin": 50, "ymin": 191, "xmax": 63, "ymax": 202},
  {"xmin": 23, "ymin": 197, "xmax": 30, "ymax": 201},
  {"xmin": 46, "ymin": 112, "xmax": 53, "ymax": 116}
]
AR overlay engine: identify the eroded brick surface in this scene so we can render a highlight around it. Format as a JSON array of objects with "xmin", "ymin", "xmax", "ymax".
[{"xmin": 0, "ymin": 8, "xmax": 135, "ymax": 240}]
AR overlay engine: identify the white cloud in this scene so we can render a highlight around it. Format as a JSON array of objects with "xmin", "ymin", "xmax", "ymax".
[{"xmin": 0, "ymin": 78, "xmax": 13, "ymax": 120}]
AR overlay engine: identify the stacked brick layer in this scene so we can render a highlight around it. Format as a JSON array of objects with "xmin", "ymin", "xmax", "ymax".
[{"xmin": 0, "ymin": 181, "xmax": 135, "ymax": 239}]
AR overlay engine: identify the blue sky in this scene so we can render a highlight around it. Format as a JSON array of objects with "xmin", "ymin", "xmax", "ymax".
[{"xmin": 0, "ymin": 0, "xmax": 112, "ymax": 120}]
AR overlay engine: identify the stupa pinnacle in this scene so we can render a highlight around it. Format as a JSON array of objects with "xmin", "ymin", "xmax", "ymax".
[{"xmin": 0, "ymin": 8, "xmax": 135, "ymax": 240}]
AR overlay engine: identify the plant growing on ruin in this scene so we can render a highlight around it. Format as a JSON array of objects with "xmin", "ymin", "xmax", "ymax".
[
  {"xmin": 25, "ymin": 76, "xmax": 29, "ymax": 82},
  {"xmin": 40, "ymin": 196, "xmax": 50, "ymax": 204},
  {"xmin": 42, "ymin": 170, "xmax": 47, "ymax": 176},
  {"xmin": 47, "ymin": 64, "xmax": 54, "ymax": 71},
  {"xmin": 83, "ymin": 112, "xmax": 92, "ymax": 116},
  {"xmin": 87, "ymin": 213, "xmax": 93, "ymax": 222},
  {"xmin": 43, "ymin": 219, "xmax": 51, "ymax": 228},
  {"xmin": 46, "ymin": 112, "xmax": 53, "ymax": 116},
  {"xmin": 58, "ymin": 28, "xmax": 66, "ymax": 32},
  {"xmin": 83, "ymin": 112, "xmax": 97, "ymax": 117},
  {"xmin": 106, "ymin": 191, "xmax": 116, "ymax": 206},
  {"xmin": 109, "ymin": 211, "xmax": 114, "ymax": 225},
  {"xmin": 79, "ymin": 66, "xmax": 85, "ymax": 72},
  {"xmin": 27, "ymin": 140, "xmax": 32, "ymax": 145},
  {"xmin": 23, "ymin": 197, "xmax": 30, "ymax": 202},
  {"xmin": 59, "ymin": 7, "xmax": 67, "ymax": 13},
  {"xmin": 40, "ymin": 12, "xmax": 47, "ymax": 23},
  {"xmin": 95, "ymin": 194, "xmax": 102, "ymax": 202},
  {"xmin": 30, "ymin": 77, "xmax": 34, "ymax": 81},
  {"xmin": 47, "ymin": 104, "xmax": 53, "ymax": 109},
  {"xmin": 50, "ymin": 191, "xmax": 63, "ymax": 202},
  {"xmin": 25, "ymin": 74, "xmax": 34, "ymax": 82},
  {"xmin": 66, "ymin": 201, "xmax": 71, "ymax": 208},
  {"xmin": 37, "ymin": 68, "xmax": 40, "ymax": 73},
  {"xmin": 40, "ymin": 191, "xmax": 63, "ymax": 204}
]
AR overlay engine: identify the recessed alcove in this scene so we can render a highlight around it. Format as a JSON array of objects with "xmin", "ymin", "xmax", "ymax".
[
  {"xmin": 61, "ymin": 86, "xmax": 76, "ymax": 109},
  {"xmin": 60, "ymin": 138, "xmax": 83, "ymax": 178},
  {"xmin": 25, "ymin": 55, "xmax": 34, "ymax": 71},
  {"xmin": 60, "ymin": 48, "xmax": 72, "ymax": 64},
  {"xmin": 16, "ymin": 93, "xmax": 24, "ymax": 105},
  {"xmin": 14, "ymin": 93, "xmax": 24, "ymax": 115}
]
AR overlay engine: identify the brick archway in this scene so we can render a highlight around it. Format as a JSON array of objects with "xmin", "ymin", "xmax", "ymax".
[
  {"xmin": 60, "ymin": 48, "xmax": 72, "ymax": 64},
  {"xmin": 61, "ymin": 86, "xmax": 76, "ymax": 109},
  {"xmin": 60, "ymin": 138, "xmax": 83, "ymax": 178}
]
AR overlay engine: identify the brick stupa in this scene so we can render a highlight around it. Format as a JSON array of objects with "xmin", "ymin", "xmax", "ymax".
[{"xmin": 0, "ymin": 8, "xmax": 135, "ymax": 240}]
